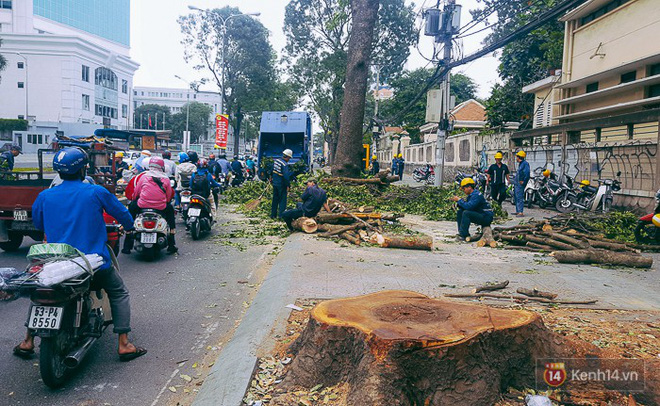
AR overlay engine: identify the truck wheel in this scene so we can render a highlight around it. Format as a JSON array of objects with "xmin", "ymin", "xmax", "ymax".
[{"xmin": 0, "ymin": 233, "xmax": 23, "ymax": 252}]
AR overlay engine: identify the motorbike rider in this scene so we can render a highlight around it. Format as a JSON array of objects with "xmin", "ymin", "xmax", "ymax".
[
  {"xmin": 175, "ymin": 152, "xmax": 197, "ymax": 210},
  {"xmin": 271, "ymin": 149, "xmax": 293, "ymax": 219},
  {"xmin": 486, "ymin": 151, "xmax": 510, "ymax": 205},
  {"xmin": 14, "ymin": 147, "xmax": 146, "ymax": 362},
  {"xmin": 231, "ymin": 155, "xmax": 245, "ymax": 187},
  {"xmin": 450, "ymin": 177, "xmax": 494, "ymax": 242},
  {"xmin": 514, "ymin": 150, "xmax": 530, "ymax": 217},
  {"xmin": 217, "ymin": 153, "xmax": 231, "ymax": 187},
  {"xmin": 125, "ymin": 157, "xmax": 178, "ymax": 254},
  {"xmin": 246, "ymin": 156, "xmax": 256, "ymax": 179},
  {"xmin": 190, "ymin": 159, "xmax": 221, "ymax": 218},
  {"xmin": 161, "ymin": 151, "xmax": 176, "ymax": 177},
  {"xmin": 133, "ymin": 150, "xmax": 151, "ymax": 173},
  {"xmin": 370, "ymin": 155, "xmax": 380, "ymax": 175},
  {"xmin": 114, "ymin": 152, "xmax": 130, "ymax": 179}
]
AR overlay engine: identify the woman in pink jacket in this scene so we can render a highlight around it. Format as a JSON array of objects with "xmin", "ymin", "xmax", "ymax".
[{"xmin": 123, "ymin": 157, "xmax": 179, "ymax": 254}]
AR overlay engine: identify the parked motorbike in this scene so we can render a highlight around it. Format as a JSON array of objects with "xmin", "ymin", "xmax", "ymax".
[
  {"xmin": 568, "ymin": 172, "xmax": 622, "ymax": 213},
  {"xmin": 7, "ymin": 246, "xmax": 114, "ymax": 388},
  {"xmin": 454, "ymin": 170, "xmax": 488, "ymax": 195},
  {"xmin": 634, "ymin": 188, "xmax": 660, "ymax": 244},
  {"xmin": 186, "ymin": 195, "xmax": 214, "ymax": 240},
  {"xmin": 413, "ymin": 164, "xmax": 435, "ymax": 185},
  {"xmin": 132, "ymin": 210, "xmax": 169, "ymax": 260}
]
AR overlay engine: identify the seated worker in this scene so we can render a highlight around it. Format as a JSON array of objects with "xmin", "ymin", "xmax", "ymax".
[
  {"xmin": 124, "ymin": 157, "xmax": 178, "ymax": 254},
  {"xmin": 450, "ymin": 177, "xmax": 494, "ymax": 242},
  {"xmin": 190, "ymin": 159, "xmax": 221, "ymax": 218},
  {"xmin": 281, "ymin": 177, "xmax": 331, "ymax": 230}
]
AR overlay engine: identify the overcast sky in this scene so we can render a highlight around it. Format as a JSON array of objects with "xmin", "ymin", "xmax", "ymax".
[{"xmin": 130, "ymin": 0, "xmax": 501, "ymax": 99}]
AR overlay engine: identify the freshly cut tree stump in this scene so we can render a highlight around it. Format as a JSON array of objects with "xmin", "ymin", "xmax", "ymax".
[
  {"xmin": 291, "ymin": 217, "xmax": 318, "ymax": 234},
  {"xmin": 554, "ymin": 249, "xmax": 653, "ymax": 268},
  {"xmin": 283, "ymin": 290, "xmax": 567, "ymax": 405},
  {"xmin": 476, "ymin": 226, "xmax": 497, "ymax": 247},
  {"xmin": 370, "ymin": 233, "xmax": 433, "ymax": 250}
]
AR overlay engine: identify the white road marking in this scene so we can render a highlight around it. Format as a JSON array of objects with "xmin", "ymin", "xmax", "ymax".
[{"xmin": 150, "ymin": 368, "xmax": 179, "ymax": 406}]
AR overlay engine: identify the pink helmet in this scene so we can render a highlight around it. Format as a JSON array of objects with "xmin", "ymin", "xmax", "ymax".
[
  {"xmin": 149, "ymin": 157, "xmax": 165, "ymax": 172},
  {"xmin": 198, "ymin": 158, "xmax": 209, "ymax": 168}
]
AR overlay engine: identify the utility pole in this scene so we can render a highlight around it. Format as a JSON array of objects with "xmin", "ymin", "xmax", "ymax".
[
  {"xmin": 373, "ymin": 64, "xmax": 384, "ymax": 118},
  {"xmin": 431, "ymin": 0, "xmax": 460, "ymax": 187}
]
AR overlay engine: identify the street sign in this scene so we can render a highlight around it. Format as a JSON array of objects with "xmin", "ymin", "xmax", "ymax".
[{"xmin": 215, "ymin": 114, "xmax": 229, "ymax": 149}]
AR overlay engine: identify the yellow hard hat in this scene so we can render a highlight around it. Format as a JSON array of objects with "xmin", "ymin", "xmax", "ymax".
[
  {"xmin": 398, "ymin": 153, "xmax": 403, "ymax": 158},
  {"xmin": 543, "ymin": 169, "xmax": 551, "ymax": 178},
  {"xmin": 516, "ymin": 150, "xmax": 526, "ymax": 158},
  {"xmin": 460, "ymin": 177, "xmax": 476, "ymax": 188},
  {"xmin": 372, "ymin": 155, "xmax": 377, "ymax": 160},
  {"xmin": 653, "ymin": 214, "xmax": 660, "ymax": 228},
  {"xmin": 115, "ymin": 151, "xmax": 124, "ymax": 158},
  {"xmin": 494, "ymin": 152, "xmax": 503, "ymax": 159}
]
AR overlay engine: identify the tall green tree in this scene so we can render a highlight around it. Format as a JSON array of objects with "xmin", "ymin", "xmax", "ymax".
[
  {"xmin": 379, "ymin": 70, "xmax": 479, "ymax": 143},
  {"xmin": 133, "ymin": 104, "xmax": 172, "ymax": 130},
  {"xmin": 170, "ymin": 102, "xmax": 213, "ymax": 144},
  {"xmin": 284, "ymin": 0, "xmax": 416, "ymax": 164},
  {"xmin": 179, "ymin": 7, "xmax": 297, "ymax": 150},
  {"xmin": 472, "ymin": 0, "xmax": 564, "ymax": 127}
]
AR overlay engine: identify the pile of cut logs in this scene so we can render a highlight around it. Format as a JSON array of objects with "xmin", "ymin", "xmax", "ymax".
[
  {"xmin": 289, "ymin": 199, "xmax": 434, "ymax": 251},
  {"xmin": 494, "ymin": 219, "xmax": 654, "ymax": 268}
]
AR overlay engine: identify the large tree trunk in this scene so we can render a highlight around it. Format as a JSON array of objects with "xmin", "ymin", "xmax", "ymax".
[
  {"xmin": 233, "ymin": 106, "xmax": 243, "ymax": 156},
  {"xmin": 281, "ymin": 291, "xmax": 575, "ymax": 405},
  {"xmin": 332, "ymin": 0, "xmax": 380, "ymax": 177}
]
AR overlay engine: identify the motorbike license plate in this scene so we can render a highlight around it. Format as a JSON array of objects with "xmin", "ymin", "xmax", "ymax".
[
  {"xmin": 13, "ymin": 210, "xmax": 28, "ymax": 221},
  {"xmin": 141, "ymin": 233, "xmax": 157, "ymax": 244},
  {"xmin": 188, "ymin": 208, "xmax": 201, "ymax": 217},
  {"xmin": 27, "ymin": 306, "xmax": 63, "ymax": 330}
]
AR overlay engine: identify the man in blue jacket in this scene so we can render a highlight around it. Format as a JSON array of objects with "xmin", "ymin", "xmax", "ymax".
[
  {"xmin": 0, "ymin": 145, "xmax": 22, "ymax": 172},
  {"xmin": 514, "ymin": 150, "xmax": 530, "ymax": 217},
  {"xmin": 13, "ymin": 147, "xmax": 146, "ymax": 362},
  {"xmin": 271, "ymin": 149, "xmax": 293, "ymax": 219},
  {"xmin": 450, "ymin": 177, "xmax": 494, "ymax": 241}
]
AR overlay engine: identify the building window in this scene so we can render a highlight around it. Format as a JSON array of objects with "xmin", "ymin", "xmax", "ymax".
[
  {"xmin": 648, "ymin": 84, "xmax": 660, "ymax": 99},
  {"xmin": 649, "ymin": 63, "xmax": 660, "ymax": 77},
  {"xmin": 0, "ymin": 1, "xmax": 12, "ymax": 10},
  {"xmin": 82, "ymin": 65, "xmax": 90, "ymax": 82},
  {"xmin": 82, "ymin": 94, "xmax": 90, "ymax": 111},
  {"xmin": 122, "ymin": 104, "xmax": 128, "ymax": 118},
  {"xmin": 17, "ymin": 82, "xmax": 24, "ymax": 88},
  {"xmin": 18, "ymin": 115, "xmax": 24, "ymax": 120},
  {"xmin": 586, "ymin": 82, "xmax": 599, "ymax": 93},
  {"xmin": 122, "ymin": 79, "xmax": 128, "ymax": 94},
  {"xmin": 580, "ymin": 0, "xmax": 630, "ymax": 26},
  {"xmin": 95, "ymin": 104, "xmax": 118, "ymax": 119},
  {"xmin": 38, "ymin": 134, "xmax": 43, "ymax": 144},
  {"xmin": 17, "ymin": 62, "xmax": 24, "ymax": 69},
  {"xmin": 94, "ymin": 67, "xmax": 118, "ymax": 90},
  {"xmin": 621, "ymin": 71, "xmax": 637, "ymax": 84}
]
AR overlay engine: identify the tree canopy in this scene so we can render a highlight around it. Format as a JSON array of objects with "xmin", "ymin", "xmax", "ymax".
[
  {"xmin": 472, "ymin": 0, "xmax": 564, "ymax": 127},
  {"xmin": 284, "ymin": 0, "xmax": 417, "ymax": 162},
  {"xmin": 170, "ymin": 102, "xmax": 214, "ymax": 144}
]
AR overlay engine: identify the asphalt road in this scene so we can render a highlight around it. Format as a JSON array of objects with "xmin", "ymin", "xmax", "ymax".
[{"xmin": 0, "ymin": 212, "xmax": 277, "ymax": 406}]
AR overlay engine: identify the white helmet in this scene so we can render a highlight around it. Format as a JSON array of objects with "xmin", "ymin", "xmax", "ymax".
[
  {"xmin": 141, "ymin": 150, "xmax": 152, "ymax": 157},
  {"xmin": 283, "ymin": 149, "xmax": 293, "ymax": 158}
]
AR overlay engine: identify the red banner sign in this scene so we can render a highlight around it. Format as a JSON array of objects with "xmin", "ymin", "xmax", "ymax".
[{"xmin": 215, "ymin": 114, "xmax": 229, "ymax": 149}]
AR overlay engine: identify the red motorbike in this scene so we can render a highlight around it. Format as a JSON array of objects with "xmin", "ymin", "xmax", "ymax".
[{"xmin": 634, "ymin": 189, "xmax": 660, "ymax": 244}]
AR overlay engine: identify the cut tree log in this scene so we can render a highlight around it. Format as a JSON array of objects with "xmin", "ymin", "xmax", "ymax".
[
  {"xmin": 281, "ymin": 290, "xmax": 578, "ymax": 405},
  {"xmin": 540, "ymin": 231, "xmax": 588, "ymax": 248},
  {"xmin": 475, "ymin": 280, "xmax": 509, "ymax": 293},
  {"xmin": 317, "ymin": 223, "xmax": 361, "ymax": 237},
  {"xmin": 291, "ymin": 217, "xmax": 318, "ymax": 234},
  {"xmin": 516, "ymin": 288, "xmax": 558, "ymax": 300},
  {"xmin": 445, "ymin": 292, "xmax": 597, "ymax": 305},
  {"xmin": 525, "ymin": 235, "xmax": 576, "ymax": 251},
  {"xmin": 339, "ymin": 231, "xmax": 361, "ymax": 245},
  {"xmin": 370, "ymin": 233, "xmax": 433, "ymax": 251},
  {"xmin": 525, "ymin": 242, "xmax": 554, "ymax": 252},
  {"xmin": 553, "ymin": 249, "xmax": 653, "ymax": 268},
  {"xmin": 476, "ymin": 226, "xmax": 497, "ymax": 248}
]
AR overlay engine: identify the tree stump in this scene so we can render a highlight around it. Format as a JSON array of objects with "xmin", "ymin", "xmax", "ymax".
[
  {"xmin": 282, "ymin": 290, "xmax": 566, "ymax": 405},
  {"xmin": 476, "ymin": 226, "xmax": 497, "ymax": 248},
  {"xmin": 291, "ymin": 217, "xmax": 318, "ymax": 234}
]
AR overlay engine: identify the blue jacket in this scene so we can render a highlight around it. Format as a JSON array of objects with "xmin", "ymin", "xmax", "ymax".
[
  {"xmin": 0, "ymin": 151, "xmax": 15, "ymax": 171},
  {"xmin": 516, "ymin": 160, "xmax": 531, "ymax": 185},
  {"xmin": 217, "ymin": 159, "xmax": 231, "ymax": 175},
  {"xmin": 457, "ymin": 189, "xmax": 494, "ymax": 219},
  {"xmin": 190, "ymin": 168, "xmax": 221, "ymax": 189},
  {"xmin": 32, "ymin": 180, "xmax": 134, "ymax": 270},
  {"xmin": 272, "ymin": 158, "xmax": 291, "ymax": 187}
]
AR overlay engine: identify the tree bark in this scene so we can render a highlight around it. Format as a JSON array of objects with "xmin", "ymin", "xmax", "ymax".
[
  {"xmin": 331, "ymin": 0, "xmax": 380, "ymax": 177},
  {"xmin": 291, "ymin": 217, "xmax": 318, "ymax": 234},
  {"xmin": 370, "ymin": 233, "xmax": 433, "ymax": 251},
  {"xmin": 553, "ymin": 249, "xmax": 653, "ymax": 268},
  {"xmin": 281, "ymin": 291, "xmax": 573, "ymax": 405}
]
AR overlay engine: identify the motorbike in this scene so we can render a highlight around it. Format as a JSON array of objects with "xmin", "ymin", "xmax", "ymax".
[
  {"xmin": 413, "ymin": 164, "xmax": 435, "ymax": 185},
  {"xmin": 180, "ymin": 188, "xmax": 192, "ymax": 222},
  {"xmin": 634, "ymin": 188, "xmax": 660, "ymax": 244},
  {"xmin": 6, "ymin": 245, "xmax": 114, "ymax": 388},
  {"xmin": 568, "ymin": 172, "xmax": 622, "ymax": 213},
  {"xmin": 132, "ymin": 210, "xmax": 169, "ymax": 260},
  {"xmin": 455, "ymin": 170, "xmax": 489, "ymax": 195},
  {"xmin": 186, "ymin": 194, "xmax": 214, "ymax": 240}
]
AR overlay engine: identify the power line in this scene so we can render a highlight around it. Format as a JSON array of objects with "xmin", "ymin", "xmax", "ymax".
[{"xmin": 381, "ymin": 0, "xmax": 588, "ymax": 126}]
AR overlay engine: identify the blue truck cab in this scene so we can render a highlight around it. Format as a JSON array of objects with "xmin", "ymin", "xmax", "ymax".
[{"xmin": 258, "ymin": 112, "xmax": 312, "ymax": 167}]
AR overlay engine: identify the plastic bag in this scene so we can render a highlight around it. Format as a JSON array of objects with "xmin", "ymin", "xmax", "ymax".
[
  {"xmin": 0, "ymin": 267, "xmax": 20, "ymax": 291},
  {"xmin": 525, "ymin": 395, "xmax": 552, "ymax": 406},
  {"xmin": 27, "ymin": 243, "xmax": 80, "ymax": 261}
]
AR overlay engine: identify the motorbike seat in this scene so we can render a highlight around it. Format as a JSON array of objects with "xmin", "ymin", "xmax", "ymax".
[{"xmin": 582, "ymin": 185, "xmax": 598, "ymax": 194}]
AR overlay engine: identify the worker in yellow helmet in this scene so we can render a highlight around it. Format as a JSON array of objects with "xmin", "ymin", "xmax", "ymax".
[
  {"xmin": 370, "ymin": 154, "xmax": 380, "ymax": 175},
  {"xmin": 113, "ymin": 151, "xmax": 129, "ymax": 179},
  {"xmin": 450, "ymin": 177, "xmax": 494, "ymax": 241},
  {"xmin": 514, "ymin": 150, "xmax": 530, "ymax": 216},
  {"xmin": 397, "ymin": 153, "xmax": 405, "ymax": 181},
  {"xmin": 486, "ymin": 150, "xmax": 510, "ymax": 205}
]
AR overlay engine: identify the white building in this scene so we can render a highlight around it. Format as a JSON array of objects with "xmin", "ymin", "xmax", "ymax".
[{"xmin": 0, "ymin": 0, "xmax": 139, "ymax": 152}]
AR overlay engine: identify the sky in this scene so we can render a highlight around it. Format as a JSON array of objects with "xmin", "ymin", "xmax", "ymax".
[{"xmin": 130, "ymin": 0, "xmax": 502, "ymax": 99}]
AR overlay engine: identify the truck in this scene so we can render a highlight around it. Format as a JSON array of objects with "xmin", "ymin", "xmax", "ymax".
[
  {"xmin": 0, "ymin": 137, "xmax": 121, "ymax": 252},
  {"xmin": 257, "ymin": 111, "xmax": 312, "ymax": 172}
]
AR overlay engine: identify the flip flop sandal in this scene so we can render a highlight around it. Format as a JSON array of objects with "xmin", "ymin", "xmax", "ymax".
[
  {"xmin": 13, "ymin": 345, "xmax": 35, "ymax": 359},
  {"xmin": 119, "ymin": 347, "xmax": 147, "ymax": 362}
]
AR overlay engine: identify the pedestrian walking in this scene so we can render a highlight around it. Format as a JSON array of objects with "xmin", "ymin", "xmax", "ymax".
[
  {"xmin": 397, "ymin": 153, "xmax": 405, "ymax": 181},
  {"xmin": 514, "ymin": 150, "xmax": 530, "ymax": 217},
  {"xmin": 486, "ymin": 151, "xmax": 510, "ymax": 205}
]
